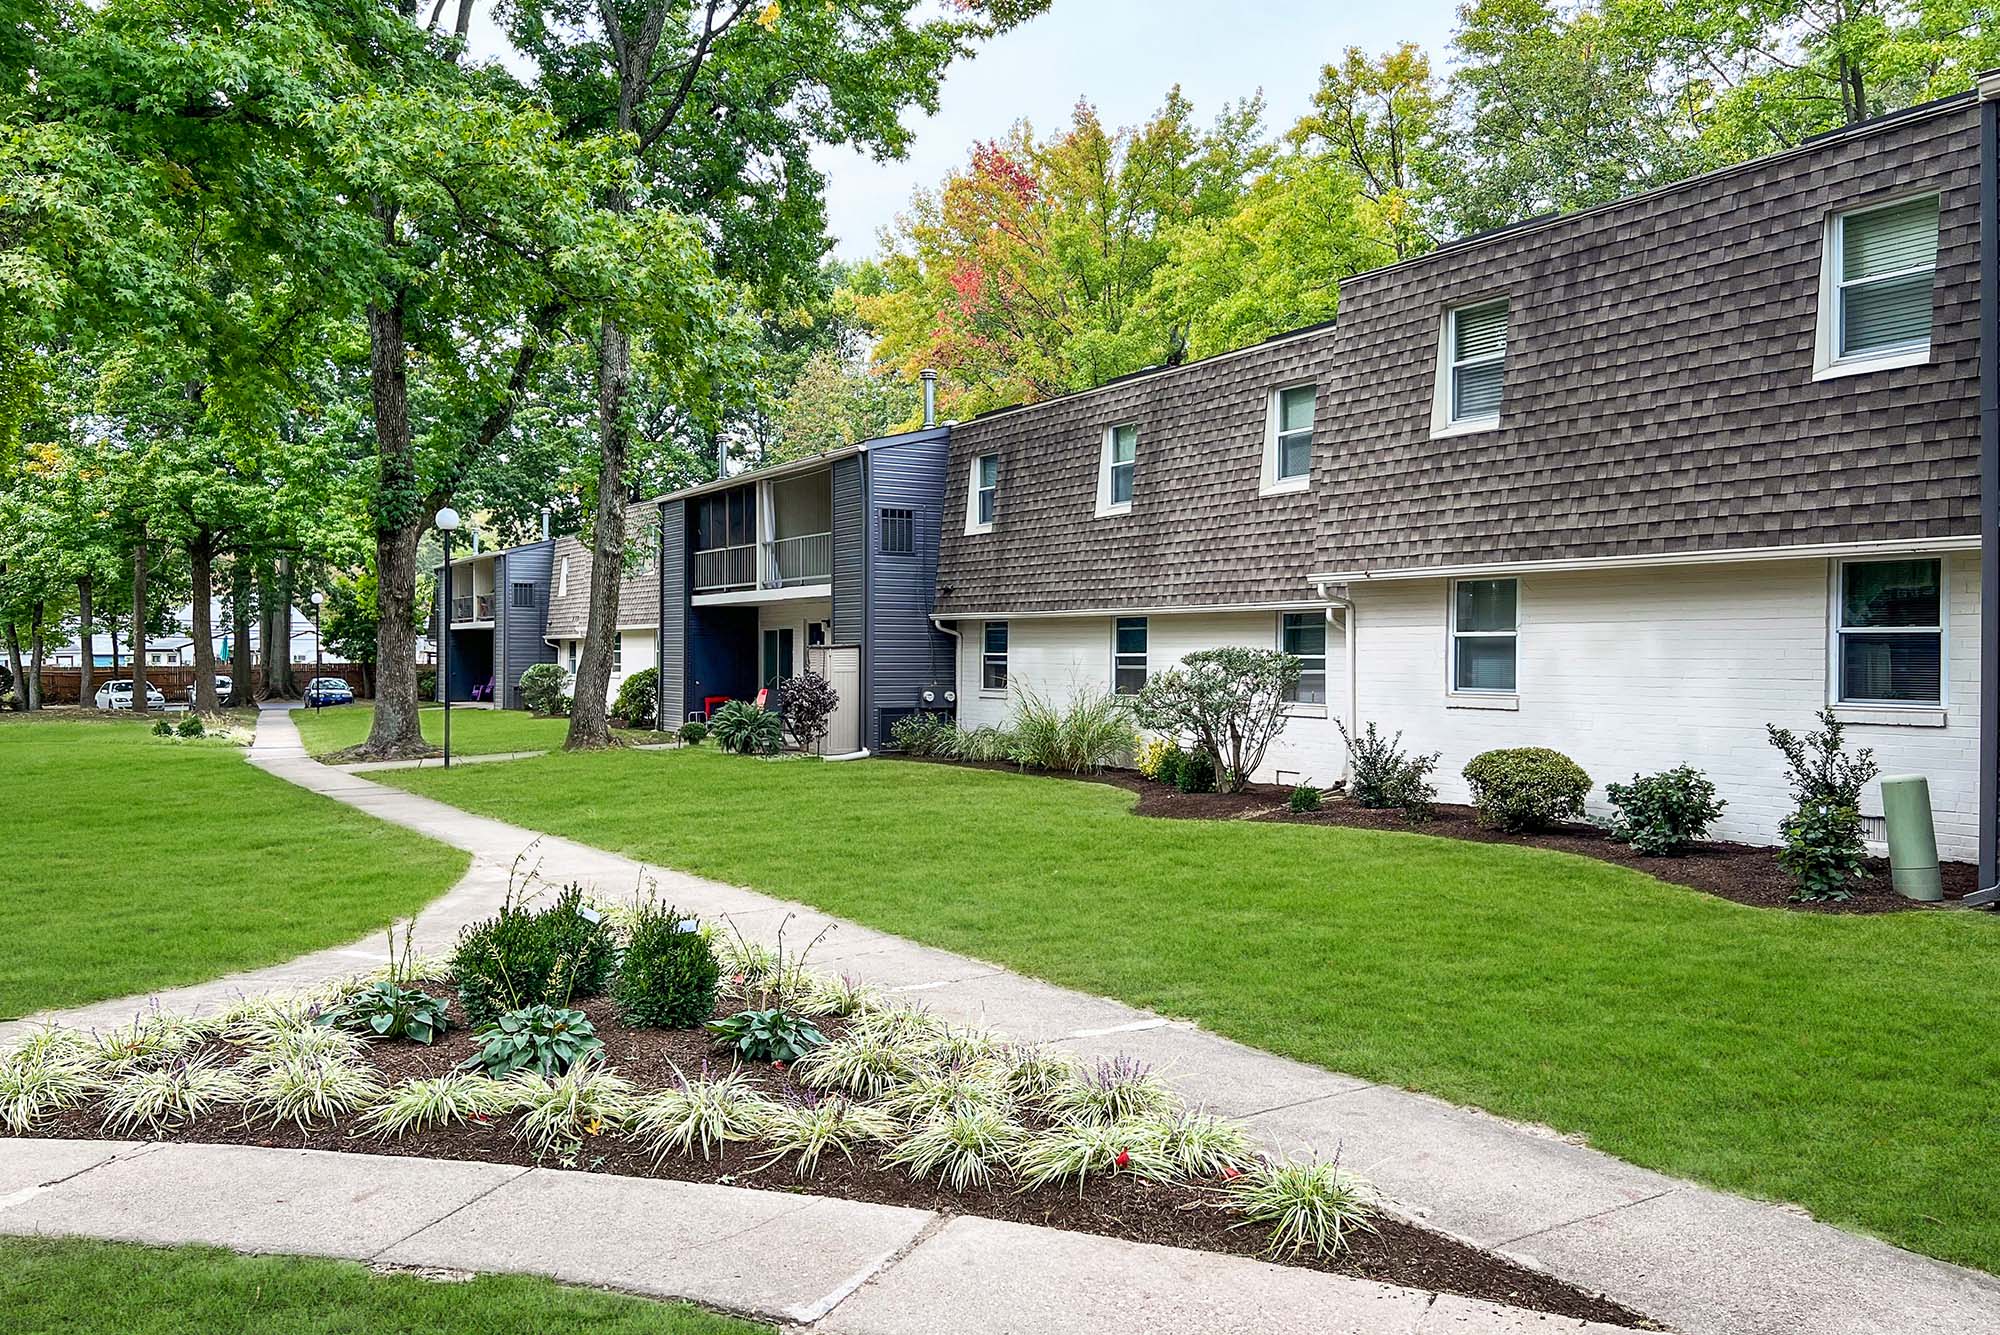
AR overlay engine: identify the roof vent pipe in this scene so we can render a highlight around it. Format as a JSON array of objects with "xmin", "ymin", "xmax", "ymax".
[{"xmin": 920, "ymin": 368, "xmax": 938, "ymax": 428}]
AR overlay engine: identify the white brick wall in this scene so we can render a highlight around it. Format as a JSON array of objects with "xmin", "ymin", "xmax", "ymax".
[{"xmin": 952, "ymin": 551, "xmax": 1981, "ymax": 857}]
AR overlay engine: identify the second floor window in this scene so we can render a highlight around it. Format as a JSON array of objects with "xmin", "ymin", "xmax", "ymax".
[
  {"xmin": 1452, "ymin": 578, "xmax": 1517, "ymax": 693},
  {"xmin": 1113, "ymin": 617, "xmax": 1148, "ymax": 695},
  {"xmin": 972, "ymin": 454, "xmax": 998, "ymax": 530},
  {"xmin": 558, "ymin": 557, "xmax": 569, "ymax": 598},
  {"xmin": 1831, "ymin": 195, "xmax": 1939, "ymax": 365},
  {"xmin": 511, "ymin": 581, "xmax": 535, "ymax": 610},
  {"xmin": 1099, "ymin": 424, "xmax": 1137, "ymax": 515},
  {"xmin": 880, "ymin": 508, "xmax": 914, "ymax": 556},
  {"xmin": 1444, "ymin": 300, "xmax": 1508, "ymax": 429},
  {"xmin": 982, "ymin": 621, "xmax": 1008, "ymax": 692},
  {"xmin": 1281, "ymin": 612, "xmax": 1327, "ymax": 706},
  {"xmin": 1837, "ymin": 558, "xmax": 1942, "ymax": 706},
  {"xmin": 1267, "ymin": 385, "xmax": 1315, "ymax": 489}
]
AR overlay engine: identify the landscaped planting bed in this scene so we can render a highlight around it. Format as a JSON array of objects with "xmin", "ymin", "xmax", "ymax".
[{"xmin": 0, "ymin": 904, "xmax": 1650, "ymax": 1328}]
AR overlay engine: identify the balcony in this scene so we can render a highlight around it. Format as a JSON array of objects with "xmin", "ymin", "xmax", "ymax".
[
  {"xmin": 768, "ymin": 532, "xmax": 832, "ymax": 587},
  {"xmin": 694, "ymin": 543, "xmax": 757, "ymax": 593},
  {"xmin": 449, "ymin": 593, "xmax": 494, "ymax": 624}
]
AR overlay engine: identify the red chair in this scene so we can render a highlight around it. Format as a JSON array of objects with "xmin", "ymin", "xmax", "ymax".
[{"xmin": 702, "ymin": 695, "xmax": 731, "ymax": 720}]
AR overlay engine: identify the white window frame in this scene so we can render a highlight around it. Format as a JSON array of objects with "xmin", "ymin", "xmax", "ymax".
[
  {"xmin": 1112, "ymin": 616, "xmax": 1148, "ymax": 696},
  {"xmin": 980, "ymin": 620, "xmax": 1009, "ymax": 695},
  {"xmin": 1096, "ymin": 424, "xmax": 1137, "ymax": 517},
  {"xmin": 558, "ymin": 556, "xmax": 569, "ymax": 599},
  {"xmin": 612, "ymin": 631, "xmax": 623, "ymax": 674},
  {"xmin": 1829, "ymin": 557, "xmax": 1946, "ymax": 710},
  {"xmin": 966, "ymin": 454, "xmax": 998, "ymax": 534},
  {"xmin": 1814, "ymin": 192, "xmax": 1939, "ymax": 381},
  {"xmin": 1448, "ymin": 577, "xmax": 1519, "ymax": 700},
  {"xmin": 1431, "ymin": 299, "xmax": 1508, "ymax": 437},
  {"xmin": 1277, "ymin": 611, "xmax": 1328, "ymax": 715},
  {"xmin": 1262, "ymin": 383, "xmax": 1315, "ymax": 496}
]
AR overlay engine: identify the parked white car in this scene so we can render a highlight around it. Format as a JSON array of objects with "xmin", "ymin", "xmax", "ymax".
[
  {"xmin": 187, "ymin": 675, "xmax": 233, "ymax": 704},
  {"xmin": 94, "ymin": 679, "xmax": 168, "ymax": 711}
]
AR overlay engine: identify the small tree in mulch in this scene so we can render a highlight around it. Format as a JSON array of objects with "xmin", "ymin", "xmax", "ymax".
[
  {"xmin": 1133, "ymin": 647, "xmax": 1298, "ymax": 794},
  {"xmin": 781, "ymin": 671, "xmax": 839, "ymax": 754},
  {"xmin": 1767, "ymin": 709, "xmax": 1877, "ymax": 901}
]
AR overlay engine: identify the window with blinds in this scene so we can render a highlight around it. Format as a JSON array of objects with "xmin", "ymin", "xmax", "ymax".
[
  {"xmin": 1837, "ymin": 558, "xmax": 1942, "ymax": 706},
  {"xmin": 1447, "ymin": 300, "xmax": 1508, "ymax": 425},
  {"xmin": 1834, "ymin": 196, "xmax": 1938, "ymax": 362}
]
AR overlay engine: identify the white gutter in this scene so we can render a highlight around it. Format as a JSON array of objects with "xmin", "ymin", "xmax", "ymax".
[
  {"xmin": 938, "ymin": 599, "xmax": 1327, "ymax": 621},
  {"xmin": 1317, "ymin": 582, "xmax": 1358, "ymax": 786},
  {"xmin": 1309, "ymin": 534, "xmax": 1982, "ymax": 584}
]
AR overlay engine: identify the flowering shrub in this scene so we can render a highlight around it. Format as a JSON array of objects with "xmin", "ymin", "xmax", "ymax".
[{"xmin": 1133, "ymin": 648, "xmax": 1298, "ymax": 793}]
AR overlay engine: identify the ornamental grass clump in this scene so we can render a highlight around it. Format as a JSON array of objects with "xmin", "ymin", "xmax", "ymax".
[
  {"xmin": 101, "ymin": 1056, "xmax": 248, "ymax": 1135},
  {"xmin": 613, "ymin": 902, "xmax": 721, "ymax": 1029},
  {"xmin": 359, "ymin": 1073, "xmax": 515, "ymax": 1139},
  {"xmin": 794, "ymin": 1030, "xmax": 914, "ymax": 1099},
  {"xmin": 880, "ymin": 1059, "xmax": 1012, "ymax": 1121},
  {"xmin": 235, "ymin": 1024, "xmax": 367, "ymax": 1073},
  {"xmin": 507, "ymin": 1055, "xmax": 637, "ymax": 1160},
  {"xmin": 1013, "ymin": 1120, "xmax": 1174, "ymax": 1192},
  {"xmin": 886, "ymin": 1106, "xmax": 1027, "ymax": 1191},
  {"xmin": 626, "ymin": 1065, "xmax": 775, "ymax": 1162},
  {"xmin": 1007, "ymin": 687, "xmax": 1134, "ymax": 773},
  {"xmin": 996, "ymin": 1043, "xmax": 1078, "ymax": 1106},
  {"xmin": 0, "ymin": 1033, "xmax": 98, "ymax": 1133},
  {"xmin": 1155, "ymin": 1109, "xmax": 1258, "ymax": 1178},
  {"xmin": 251, "ymin": 1054, "xmax": 383, "ymax": 1131},
  {"xmin": 794, "ymin": 972, "xmax": 873, "ymax": 1019},
  {"xmin": 756, "ymin": 1092, "xmax": 898, "ymax": 1177},
  {"xmin": 215, "ymin": 994, "xmax": 324, "ymax": 1049},
  {"xmin": 82, "ymin": 1016, "xmax": 204, "ymax": 1074},
  {"xmin": 1227, "ymin": 1156, "xmax": 1378, "ymax": 1259},
  {"xmin": 1046, "ymin": 1055, "xmax": 1181, "ymax": 1125},
  {"xmin": 848, "ymin": 1003, "xmax": 945, "ymax": 1046}
]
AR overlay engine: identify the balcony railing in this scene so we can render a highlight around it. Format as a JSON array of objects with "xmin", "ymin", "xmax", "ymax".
[
  {"xmin": 768, "ymin": 531, "xmax": 832, "ymax": 587},
  {"xmin": 449, "ymin": 594, "xmax": 494, "ymax": 623},
  {"xmin": 693, "ymin": 543, "xmax": 757, "ymax": 593}
]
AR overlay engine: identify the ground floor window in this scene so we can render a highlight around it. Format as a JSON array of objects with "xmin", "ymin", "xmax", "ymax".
[
  {"xmin": 1451, "ymin": 578, "xmax": 1517, "ymax": 692},
  {"xmin": 1280, "ymin": 612, "xmax": 1327, "ymax": 706},
  {"xmin": 982, "ymin": 621, "xmax": 1008, "ymax": 692},
  {"xmin": 1113, "ymin": 617, "xmax": 1148, "ymax": 695},
  {"xmin": 566, "ymin": 640, "xmax": 577, "ymax": 671},
  {"xmin": 1837, "ymin": 558, "xmax": 1942, "ymax": 705},
  {"xmin": 613, "ymin": 632, "xmax": 623, "ymax": 673}
]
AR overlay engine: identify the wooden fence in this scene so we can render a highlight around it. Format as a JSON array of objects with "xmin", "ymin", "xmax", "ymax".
[{"xmin": 31, "ymin": 663, "xmax": 375, "ymax": 705}]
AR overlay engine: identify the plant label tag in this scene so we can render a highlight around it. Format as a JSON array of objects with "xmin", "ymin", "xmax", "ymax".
[
  {"xmin": 675, "ymin": 919, "xmax": 700, "ymax": 934},
  {"xmin": 578, "ymin": 907, "xmax": 603, "ymax": 925}
]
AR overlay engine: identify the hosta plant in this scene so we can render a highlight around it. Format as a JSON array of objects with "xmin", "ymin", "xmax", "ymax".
[
  {"xmin": 886, "ymin": 1106, "xmax": 1027, "ymax": 1191},
  {"xmin": 318, "ymin": 981, "xmax": 449, "ymax": 1044},
  {"xmin": 626, "ymin": 1065, "xmax": 774, "ymax": 1162},
  {"xmin": 756, "ymin": 1092, "xmax": 898, "ymax": 1177},
  {"xmin": 507, "ymin": 1055, "xmax": 636, "ymax": 1161},
  {"xmin": 1046, "ymin": 1055, "xmax": 1181, "ymax": 1125},
  {"xmin": 706, "ymin": 1008, "xmax": 825, "ymax": 1064},
  {"xmin": 1014, "ymin": 1120, "xmax": 1174, "ymax": 1192},
  {"xmin": 1227, "ymin": 1156, "xmax": 1378, "ymax": 1259},
  {"xmin": 358, "ymin": 1074, "xmax": 515, "ymax": 1138},
  {"xmin": 101, "ymin": 1057, "xmax": 248, "ymax": 1135},
  {"xmin": 469, "ymin": 1006, "xmax": 602, "ymax": 1078}
]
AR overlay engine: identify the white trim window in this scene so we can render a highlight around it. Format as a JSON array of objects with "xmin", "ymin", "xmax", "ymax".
[
  {"xmin": 1112, "ymin": 616, "xmax": 1148, "ymax": 695},
  {"xmin": 612, "ymin": 631, "xmax": 623, "ymax": 674},
  {"xmin": 967, "ymin": 454, "xmax": 998, "ymax": 533},
  {"xmin": 1264, "ymin": 384, "xmax": 1314, "ymax": 493},
  {"xmin": 981, "ymin": 621, "xmax": 1008, "ymax": 692},
  {"xmin": 1450, "ymin": 578, "xmax": 1517, "ymax": 693},
  {"xmin": 558, "ymin": 556, "xmax": 569, "ymax": 598},
  {"xmin": 1835, "ymin": 558, "xmax": 1943, "ymax": 706},
  {"xmin": 566, "ymin": 640, "xmax": 577, "ymax": 671},
  {"xmin": 1097, "ymin": 424, "xmax": 1137, "ymax": 516},
  {"xmin": 1820, "ymin": 194, "xmax": 1939, "ymax": 376},
  {"xmin": 1436, "ymin": 300, "xmax": 1508, "ymax": 433},
  {"xmin": 1279, "ymin": 611, "xmax": 1327, "ymax": 708}
]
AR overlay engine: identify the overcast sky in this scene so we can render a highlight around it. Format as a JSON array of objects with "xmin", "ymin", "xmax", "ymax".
[{"xmin": 470, "ymin": 1, "xmax": 1463, "ymax": 261}]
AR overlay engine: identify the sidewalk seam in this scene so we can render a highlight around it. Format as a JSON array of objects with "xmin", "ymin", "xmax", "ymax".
[
  {"xmin": 366, "ymin": 1164, "xmax": 533, "ymax": 1261},
  {"xmin": 1489, "ymin": 1186, "xmax": 1684, "ymax": 1251},
  {"xmin": 791, "ymin": 1211, "xmax": 952, "ymax": 1328}
]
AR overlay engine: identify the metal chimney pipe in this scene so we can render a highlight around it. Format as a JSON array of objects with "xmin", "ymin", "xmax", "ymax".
[{"xmin": 920, "ymin": 368, "xmax": 938, "ymax": 428}]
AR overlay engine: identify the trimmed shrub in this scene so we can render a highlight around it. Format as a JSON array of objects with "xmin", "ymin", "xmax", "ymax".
[
  {"xmin": 1336, "ymin": 720, "xmax": 1439, "ymax": 823},
  {"xmin": 175, "ymin": 714, "xmax": 205, "ymax": 738},
  {"xmin": 1288, "ymin": 783, "xmax": 1322, "ymax": 812},
  {"xmin": 1134, "ymin": 736, "xmax": 1178, "ymax": 780},
  {"xmin": 1605, "ymin": 766, "xmax": 1726, "ymax": 856},
  {"xmin": 614, "ymin": 903, "xmax": 722, "ymax": 1029},
  {"xmin": 612, "ymin": 667, "xmax": 659, "ymax": 730},
  {"xmin": 781, "ymin": 671, "xmax": 840, "ymax": 753},
  {"xmin": 416, "ymin": 668, "xmax": 437, "ymax": 699},
  {"xmin": 710, "ymin": 699, "xmax": 783, "ymax": 755},
  {"xmin": 1008, "ymin": 687, "xmax": 1134, "ymax": 773},
  {"xmin": 889, "ymin": 712, "xmax": 951, "ymax": 755},
  {"xmin": 1133, "ymin": 647, "xmax": 1298, "ymax": 793},
  {"xmin": 678, "ymin": 720, "xmax": 708, "ymax": 746},
  {"xmin": 1767, "ymin": 709, "xmax": 1877, "ymax": 901},
  {"xmin": 518, "ymin": 663, "xmax": 570, "ymax": 717},
  {"xmin": 150, "ymin": 718, "xmax": 174, "ymax": 737},
  {"xmin": 1174, "ymin": 748, "xmax": 1216, "ymax": 794},
  {"xmin": 1462, "ymin": 748, "xmax": 1591, "ymax": 832},
  {"xmin": 451, "ymin": 882, "xmax": 618, "ymax": 1028}
]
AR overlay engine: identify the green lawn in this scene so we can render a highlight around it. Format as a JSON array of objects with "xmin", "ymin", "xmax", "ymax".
[
  {"xmin": 0, "ymin": 717, "xmax": 467, "ymax": 1017},
  {"xmin": 292, "ymin": 703, "xmax": 601, "ymax": 759},
  {"xmin": 0, "ymin": 1238, "xmax": 767, "ymax": 1335},
  {"xmin": 384, "ymin": 747, "xmax": 2000, "ymax": 1273}
]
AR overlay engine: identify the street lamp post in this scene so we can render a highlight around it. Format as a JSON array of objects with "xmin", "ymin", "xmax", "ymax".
[
  {"xmin": 310, "ymin": 591, "xmax": 325, "ymax": 715},
  {"xmin": 436, "ymin": 508, "xmax": 460, "ymax": 768}
]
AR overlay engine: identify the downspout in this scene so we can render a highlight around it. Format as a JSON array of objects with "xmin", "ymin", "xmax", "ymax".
[
  {"xmin": 1974, "ymin": 72, "xmax": 2000, "ymax": 907},
  {"xmin": 1318, "ymin": 581, "xmax": 1358, "ymax": 788}
]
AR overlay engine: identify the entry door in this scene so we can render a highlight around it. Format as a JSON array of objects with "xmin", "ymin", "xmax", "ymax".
[
  {"xmin": 806, "ymin": 645, "xmax": 862, "ymax": 754},
  {"xmin": 762, "ymin": 627, "xmax": 794, "ymax": 688}
]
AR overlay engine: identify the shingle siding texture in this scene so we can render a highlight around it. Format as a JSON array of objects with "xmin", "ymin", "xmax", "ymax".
[
  {"xmin": 936, "ymin": 337, "xmax": 1332, "ymax": 616},
  {"xmin": 1318, "ymin": 102, "xmax": 1980, "ymax": 572},
  {"xmin": 543, "ymin": 502, "xmax": 663, "ymax": 639}
]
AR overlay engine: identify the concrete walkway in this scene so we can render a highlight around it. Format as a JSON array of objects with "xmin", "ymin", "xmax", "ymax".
[
  {"xmin": 0, "ymin": 1140, "xmax": 1625, "ymax": 1335},
  {"xmin": 11, "ymin": 703, "xmax": 1999, "ymax": 1335}
]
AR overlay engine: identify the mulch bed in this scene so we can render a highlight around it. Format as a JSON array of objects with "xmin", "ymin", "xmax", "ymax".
[
  {"xmin": 889, "ymin": 755, "xmax": 1982, "ymax": 915},
  {"xmin": 17, "ymin": 986, "xmax": 1656, "ymax": 1330}
]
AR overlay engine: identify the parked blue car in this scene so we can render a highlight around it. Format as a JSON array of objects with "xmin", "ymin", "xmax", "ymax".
[{"xmin": 304, "ymin": 677, "xmax": 355, "ymax": 706}]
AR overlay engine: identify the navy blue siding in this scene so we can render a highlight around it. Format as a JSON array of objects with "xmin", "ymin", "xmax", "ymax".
[
  {"xmin": 687, "ymin": 605, "xmax": 759, "ymax": 709},
  {"xmin": 497, "ymin": 540, "xmax": 556, "ymax": 709},
  {"xmin": 658, "ymin": 499, "xmax": 690, "ymax": 721},
  {"xmin": 863, "ymin": 427, "xmax": 954, "ymax": 747},
  {"xmin": 831, "ymin": 456, "xmax": 866, "ymax": 645}
]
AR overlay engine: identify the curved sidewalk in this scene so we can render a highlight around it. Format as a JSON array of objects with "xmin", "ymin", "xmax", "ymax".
[{"xmin": 14, "ymin": 704, "xmax": 2000, "ymax": 1335}]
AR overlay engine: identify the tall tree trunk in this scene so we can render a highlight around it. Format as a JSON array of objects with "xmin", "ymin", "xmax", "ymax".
[
  {"xmin": 76, "ymin": 575, "xmax": 94, "ymax": 708},
  {"xmin": 228, "ymin": 561, "xmax": 251, "ymax": 706},
  {"xmin": 26, "ymin": 600, "xmax": 43, "ymax": 710},
  {"xmin": 131, "ymin": 535, "xmax": 150, "ymax": 715},
  {"xmin": 2, "ymin": 620, "xmax": 24, "ymax": 711},
  {"xmin": 566, "ymin": 314, "xmax": 632, "ymax": 750},
  {"xmin": 271, "ymin": 555, "xmax": 298, "ymax": 696},
  {"xmin": 189, "ymin": 530, "xmax": 220, "ymax": 714},
  {"xmin": 363, "ymin": 285, "xmax": 432, "ymax": 758}
]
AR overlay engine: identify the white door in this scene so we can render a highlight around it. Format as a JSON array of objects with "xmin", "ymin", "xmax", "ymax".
[{"xmin": 809, "ymin": 645, "xmax": 863, "ymax": 754}]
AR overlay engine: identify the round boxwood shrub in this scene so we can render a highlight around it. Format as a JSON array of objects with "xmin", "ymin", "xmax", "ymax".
[
  {"xmin": 613, "ymin": 903, "xmax": 720, "ymax": 1028},
  {"xmin": 518, "ymin": 663, "xmax": 570, "ymax": 716},
  {"xmin": 1462, "ymin": 747, "xmax": 1591, "ymax": 832},
  {"xmin": 451, "ymin": 882, "xmax": 618, "ymax": 1028},
  {"xmin": 175, "ymin": 713, "xmax": 205, "ymax": 738},
  {"xmin": 613, "ymin": 667, "xmax": 659, "ymax": 730}
]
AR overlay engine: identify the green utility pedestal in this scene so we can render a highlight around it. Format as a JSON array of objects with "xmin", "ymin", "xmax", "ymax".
[{"xmin": 1880, "ymin": 774, "xmax": 1942, "ymax": 902}]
